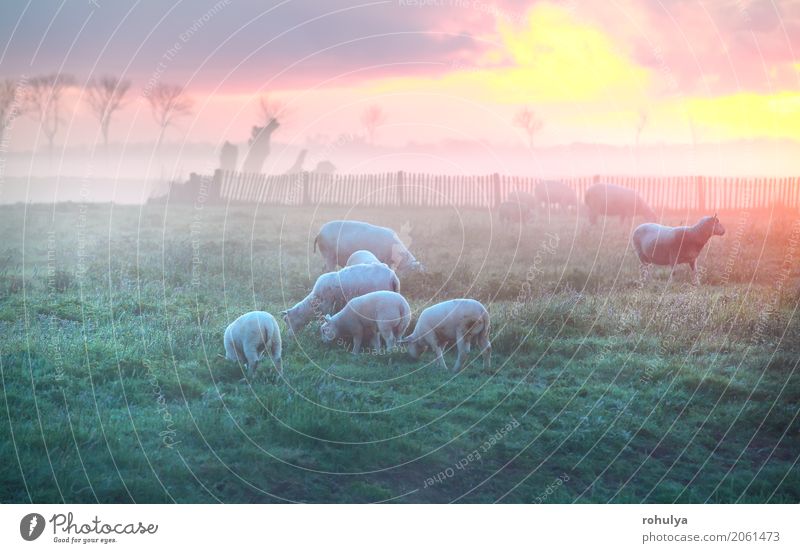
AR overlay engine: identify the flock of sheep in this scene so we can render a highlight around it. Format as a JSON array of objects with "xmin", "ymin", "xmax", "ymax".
[{"xmin": 224, "ymin": 181, "xmax": 725, "ymax": 378}]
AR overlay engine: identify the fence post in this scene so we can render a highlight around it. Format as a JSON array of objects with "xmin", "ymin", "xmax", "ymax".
[
  {"xmin": 302, "ymin": 171, "xmax": 310, "ymax": 205},
  {"xmin": 210, "ymin": 169, "xmax": 223, "ymax": 203},
  {"xmin": 696, "ymin": 175, "xmax": 705, "ymax": 213},
  {"xmin": 396, "ymin": 171, "xmax": 404, "ymax": 206},
  {"xmin": 492, "ymin": 173, "xmax": 501, "ymax": 207}
]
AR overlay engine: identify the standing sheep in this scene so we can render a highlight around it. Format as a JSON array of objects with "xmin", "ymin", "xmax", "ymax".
[
  {"xmin": 314, "ymin": 220, "xmax": 422, "ymax": 273},
  {"xmin": 632, "ymin": 215, "xmax": 725, "ymax": 284},
  {"xmin": 400, "ymin": 299, "xmax": 491, "ymax": 372},
  {"xmin": 346, "ymin": 249, "xmax": 381, "ymax": 266},
  {"xmin": 281, "ymin": 263, "xmax": 399, "ymax": 334},
  {"xmin": 506, "ymin": 189, "xmax": 538, "ymax": 211},
  {"xmin": 535, "ymin": 180, "xmax": 577, "ymax": 211},
  {"xmin": 585, "ymin": 183, "xmax": 656, "ymax": 225},
  {"xmin": 498, "ymin": 201, "xmax": 532, "ymax": 224},
  {"xmin": 224, "ymin": 311, "xmax": 282, "ymax": 377},
  {"xmin": 320, "ymin": 291, "xmax": 411, "ymax": 354}
]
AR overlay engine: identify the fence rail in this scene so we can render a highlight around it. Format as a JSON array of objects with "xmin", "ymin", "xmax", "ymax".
[{"xmin": 212, "ymin": 170, "xmax": 800, "ymax": 211}]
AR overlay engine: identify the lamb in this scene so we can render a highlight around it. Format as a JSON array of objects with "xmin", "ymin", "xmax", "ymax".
[
  {"xmin": 585, "ymin": 183, "xmax": 657, "ymax": 225},
  {"xmin": 535, "ymin": 180, "xmax": 577, "ymax": 211},
  {"xmin": 281, "ymin": 262, "xmax": 400, "ymax": 334},
  {"xmin": 346, "ymin": 249, "xmax": 381, "ymax": 266},
  {"xmin": 320, "ymin": 291, "xmax": 411, "ymax": 354},
  {"xmin": 314, "ymin": 220, "xmax": 423, "ymax": 273},
  {"xmin": 399, "ymin": 299, "xmax": 491, "ymax": 372},
  {"xmin": 223, "ymin": 311, "xmax": 282, "ymax": 377},
  {"xmin": 632, "ymin": 215, "xmax": 725, "ymax": 284},
  {"xmin": 498, "ymin": 201, "xmax": 532, "ymax": 224}
]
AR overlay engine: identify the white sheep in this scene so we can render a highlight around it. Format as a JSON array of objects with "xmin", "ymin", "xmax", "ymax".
[
  {"xmin": 314, "ymin": 220, "xmax": 423, "ymax": 273},
  {"xmin": 224, "ymin": 311, "xmax": 282, "ymax": 377},
  {"xmin": 320, "ymin": 291, "xmax": 411, "ymax": 354},
  {"xmin": 281, "ymin": 263, "xmax": 400, "ymax": 334},
  {"xmin": 632, "ymin": 214, "xmax": 726, "ymax": 284},
  {"xmin": 400, "ymin": 299, "xmax": 491, "ymax": 372},
  {"xmin": 346, "ymin": 249, "xmax": 381, "ymax": 266}
]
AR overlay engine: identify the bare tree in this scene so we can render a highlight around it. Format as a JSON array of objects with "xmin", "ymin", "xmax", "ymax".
[
  {"xmin": 635, "ymin": 109, "xmax": 648, "ymax": 148},
  {"xmin": 241, "ymin": 94, "xmax": 284, "ymax": 174},
  {"xmin": 513, "ymin": 106, "xmax": 543, "ymax": 149},
  {"xmin": 24, "ymin": 73, "xmax": 75, "ymax": 158},
  {"xmin": 85, "ymin": 76, "xmax": 131, "ymax": 151},
  {"xmin": 361, "ymin": 104, "xmax": 386, "ymax": 145},
  {"xmin": 0, "ymin": 78, "xmax": 27, "ymax": 146},
  {"xmin": 145, "ymin": 83, "xmax": 193, "ymax": 152},
  {"xmin": 257, "ymin": 94, "xmax": 287, "ymax": 124}
]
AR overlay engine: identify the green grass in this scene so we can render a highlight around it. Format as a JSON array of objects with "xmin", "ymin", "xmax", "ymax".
[{"xmin": 0, "ymin": 201, "xmax": 798, "ymax": 503}]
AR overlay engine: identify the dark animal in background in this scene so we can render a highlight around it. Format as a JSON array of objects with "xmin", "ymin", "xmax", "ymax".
[
  {"xmin": 632, "ymin": 215, "xmax": 726, "ymax": 284},
  {"xmin": 585, "ymin": 183, "xmax": 657, "ymax": 225},
  {"xmin": 506, "ymin": 189, "xmax": 538, "ymax": 211},
  {"xmin": 534, "ymin": 180, "xmax": 577, "ymax": 211},
  {"xmin": 498, "ymin": 201, "xmax": 532, "ymax": 224}
]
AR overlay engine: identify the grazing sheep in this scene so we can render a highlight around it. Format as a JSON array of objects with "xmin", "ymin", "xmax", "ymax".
[
  {"xmin": 281, "ymin": 263, "xmax": 399, "ymax": 334},
  {"xmin": 585, "ymin": 183, "xmax": 657, "ymax": 225},
  {"xmin": 632, "ymin": 215, "xmax": 726, "ymax": 284},
  {"xmin": 535, "ymin": 180, "xmax": 578, "ymax": 211},
  {"xmin": 314, "ymin": 220, "xmax": 423, "ymax": 273},
  {"xmin": 320, "ymin": 291, "xmax": 411, "ymax": 354},
  {"xmin": 346, "ymin": 249, "xmax": 381, "ymax": 266},
  {"xmin": 224, "ymin": 311, "xmax": 282, "ymax": 377},
  {"xmin": 506, "ymin": 189, "xmax": 538, "ymax": 210},
  {"xmin": 399, "ymin": 299, "xmax": 491, "ymax": 372},
  {"xmin": 498, "ymin": 201, "xmax": 532, "ymax": 224}
]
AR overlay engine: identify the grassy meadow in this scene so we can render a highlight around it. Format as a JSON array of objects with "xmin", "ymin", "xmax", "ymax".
[{"xmin": 1, "ymin": 200, "xmax": 798, "ymax": 503}]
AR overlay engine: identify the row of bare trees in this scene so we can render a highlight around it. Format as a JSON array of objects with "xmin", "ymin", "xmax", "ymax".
[{"xmin": 0, "ymin": 73, "xmax": 193, "ymax": 159}]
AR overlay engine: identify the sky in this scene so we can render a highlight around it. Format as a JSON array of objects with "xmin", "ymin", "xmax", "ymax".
[{"xmin": 0, "ymin": 0, "xmax": 798, "ymax": 169}]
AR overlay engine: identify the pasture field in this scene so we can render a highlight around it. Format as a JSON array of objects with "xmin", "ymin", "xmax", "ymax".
[{"xmin": 0, "ymin": 201, "xmax": 798, "ymax": 503}]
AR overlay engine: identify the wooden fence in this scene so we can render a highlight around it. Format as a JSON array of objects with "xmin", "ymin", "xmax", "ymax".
[{"xmin": 213, "ymin": 170, "xmax": 800, "ymax": 211}]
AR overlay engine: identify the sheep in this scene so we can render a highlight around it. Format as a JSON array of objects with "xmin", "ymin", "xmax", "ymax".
[
  {"xmin": 506, "ymin": 189, "xmax": 538, "ymax": 211},
  {"xmin": 224, "ymin": 311, "xmax": 282, "ymax": 377},
  {"xmin": 346, "ymin": 249, "xmax": 381, "ymax": 266},
  {"xmin": 281, "ymin": 262, "xmax": 399, "ymax": 335},
  {"xmin": 320, "ymin": 290, "xmax": 411, "ymax": 354},
  {"xmin": 314, "ymin": 220, "xmax": 423, "ymax": 273},
  {"xmin": 632, "ymin": 215, "xmax": 726, "ymax": 284},
  {"xmin": 535, "ymin": 180, "xmax": 577, "ymax": 211},
  {"xmin": 399, "ymin": 299, "xmax": 491, "ymax": 372},
  {"xmin": 585, "ymin": 183, "xmax": 657, "ymax": 225},
  {"xmin": 498, "ymin": 201, "xmax": 532, "ymax": 224}
]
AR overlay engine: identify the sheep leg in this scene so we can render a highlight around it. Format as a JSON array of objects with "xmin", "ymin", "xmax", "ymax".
[
  {"xmin": 639, "ymin": 263, "xmax": 651, "ymax": 284},
  {"xmin": 378, "ymin": 321, "xmax": 395, "ymax": 351},
  {"xmin": 453, "ymin": 331, "xmax": 468, "ymax": 372},
  {"xmin": 426, "ymin": 335, "xmax": 447, "ymax": 370},
  {"xmin": 323, "ymin": 251, "xmax": 337, "ymax": 272},
  {"xmin": 351, "ymin": 329, "xmax": 363, "ymax": 355},
  {"xmin": 689, "ymin": 259, "xmax": 699, "ymax": 285},
  {"xmin": 433, "ymin": 345, "xmax": 447, "ymax": 370},
  {"xmin": 370, "ymin": 330, "xmax": 381, "ymax": 353},
  {"xmin": 270, "ymin": 340, "xmax": 283, "ymax": 376},
  {"xmin": 243, "ymin": 345, "xmax": 260, "ymax": 379},
  {"xmin": 477, "ymin": 335, "xmax": 492, "ymax": 370}
]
